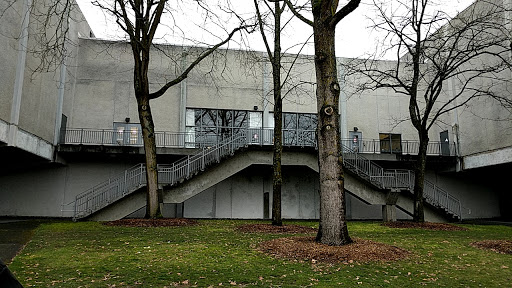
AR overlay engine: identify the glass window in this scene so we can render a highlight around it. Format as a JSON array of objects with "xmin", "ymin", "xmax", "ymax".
[
  {"xmin": 283, "ymin": 113, "xmax": 297, "ymax": 129},
  {"xmin": 249, "ymin": 111, "xmax": 263, "ymax": 128},
  {"xmin": 379, "ymin": 133, "xmax": 402, "ymax": 154},
  {"xmin": 298, "ymin": 114, "xmax": 317, "ymax": 130},
  {"xmin": 129, "ymin": 126, "xmax": 139, "ymax": 144},
  {"xmin": 233, "ymin": 110, "xmax": 247, "ymax": 127},
  {"xmin": 186, "ymin": 109, "xmax": 195, "ymax": 126}
]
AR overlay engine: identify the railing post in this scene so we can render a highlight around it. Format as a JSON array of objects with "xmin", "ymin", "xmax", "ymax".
[
  {"xmin": 80, "ymin": 128, "xmax": 84, "ymax": 144},
  {"xmin": 187, "ymin": 156, "xmax": 190, "ymax": 178},
  {"xmin": 201, "ymin": 148, "xmax": 205, "ymax": 170},
  {"xmin": 124, "ymin": 170, "xmax": 128, "ymax": 195}
]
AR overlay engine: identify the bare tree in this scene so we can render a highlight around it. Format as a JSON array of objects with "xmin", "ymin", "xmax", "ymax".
[
  {"xmin": 253, "ymin": 0, "xmax": 313, "ymax": 226},
  {"xmin": 284, "ymin": 0, "xmax": 361, "ymax": 246},
  {"xmin": 345, "ymin": 0, "xmax": 512, "ymax": 222},
  {"xmin": 92, "ymin": 0, "xmax": 250, "ymax": 218}
]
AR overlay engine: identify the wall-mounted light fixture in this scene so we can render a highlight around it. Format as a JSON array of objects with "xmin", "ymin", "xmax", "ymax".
[
  {"xmin": 353, "ymin": 127, "xmax": 358, "ymax": 132},
  {"xmin": 253, "ymin": 106, "xmax": 259, "ymax": 111},
  {"xmin": 125, "ymin": 117, "xmax": 130, "ymax": 123}
]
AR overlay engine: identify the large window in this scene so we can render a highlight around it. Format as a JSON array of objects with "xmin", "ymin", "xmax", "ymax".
[
  {"xmin": 379, "ymin": 133, "xmax": 402, "ymax": 154},
  {"xmin": 186, "ymin": 108, "xmax": 257, "ymax": 146},
  {"xmin": 271, "ymin": 112, "xmax": 317, "ymax": 146}
]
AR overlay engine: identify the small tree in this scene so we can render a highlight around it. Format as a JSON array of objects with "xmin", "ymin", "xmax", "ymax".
[
  {"xmin": 345, "ymin": 0, "xmax": 512, "ymax": 222},
  {"xmin": 93, "ymin": 0, "xmax": 250, "ymax": 218},
  {"xmin": 285, "ymin": 0, "xmax": 361, "ymax": 246},
  {"xmin": 253, "ymin": 0, "xmax": 313, "ymax": 226}
]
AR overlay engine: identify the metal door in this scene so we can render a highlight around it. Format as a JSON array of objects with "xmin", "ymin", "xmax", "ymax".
[
  {"xmin": 349, "ymin": 131, "xmax": 362, "ymax": 152},
  {"xmin": 440, "ymin": 130, "xmax": 450, "ymax": 156}
]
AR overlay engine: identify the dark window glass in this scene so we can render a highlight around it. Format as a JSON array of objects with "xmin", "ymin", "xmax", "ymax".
[
  {"xmin": 379, "ymin": 133, "xmax": 402, "ymax": 154},
  {"xmin": 201, "ymin": 110, "xmax": 217, "ymax": 127},
  {"xmin": 233, "ymin": 111, "xmax": 247, "ymax": 127},
  {"xmin": 298, "ymin": 114, "xmax": 317, "ymax": 130},
  {"xmin": 217, "ymin": 110, "xmax": 232, "ymax": 127},
  {"xmin": 283, "ymin": 113, "xmax": 297, "ymax": 129}
]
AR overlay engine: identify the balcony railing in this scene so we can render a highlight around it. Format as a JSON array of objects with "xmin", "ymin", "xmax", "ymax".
[{"xmin": 61, "ymin": 128, "xmax": 456, "ymax": 156}]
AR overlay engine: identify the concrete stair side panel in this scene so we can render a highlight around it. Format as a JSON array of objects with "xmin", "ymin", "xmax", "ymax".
[{"xmin": 88, "ymin": 188, "xmax": 146, "ymax": 221}]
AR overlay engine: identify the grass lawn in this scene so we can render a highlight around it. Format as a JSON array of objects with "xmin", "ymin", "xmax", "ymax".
[{"xmin": 9, "ymin": 220, "xmax": 512, "ymax": 287}]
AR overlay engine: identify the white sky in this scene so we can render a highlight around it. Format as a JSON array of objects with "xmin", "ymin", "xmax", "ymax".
[{"xmin": 76, "ymin": 0, "xmax": 475, "ymax": 60}]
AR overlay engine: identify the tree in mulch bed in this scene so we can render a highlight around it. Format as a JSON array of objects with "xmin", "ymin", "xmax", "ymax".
[
  {"xmin": 235, "ymin": 223, "xmax": 317, "ymax": 234},
  {"xmin": 103, "ymin": 218, "xmax": 199, "ymax": 227},
  {"xmin": 470, "ymin": 240, "xmax": 512, "ymax": 255},
  {"xmin": 382, "ymin": 221, "xmax": 467, "ymax": 231},
  {"xmin": 258, "ymin": 237, "xmax": 410, "ymax": 264}
]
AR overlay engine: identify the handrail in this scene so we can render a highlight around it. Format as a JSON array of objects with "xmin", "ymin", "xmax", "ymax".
[
  {"xmin": 341, "ymin": 145, "xmax": 461, "ymax": 219},
  {"xmin": 72, "ymin": 127, "xmax": 461, "ymax": 221},
  {"xmin": 73, "ymin": 131, "xmax": 249, "ymax": 220},
  {"xmin": 61, "ymin": 128, "xmax": 455, "ymax": 156},
  {"xmin": 341, "ymin": 138, "xmax": 457, "ymax": 156}
]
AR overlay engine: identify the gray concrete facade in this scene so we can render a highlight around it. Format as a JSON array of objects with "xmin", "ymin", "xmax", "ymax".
[{"xmin": 0, "ymin": 0, "xmax": 511, "ymax": 221}]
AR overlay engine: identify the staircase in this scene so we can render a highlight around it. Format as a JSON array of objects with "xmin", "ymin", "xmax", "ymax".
[
  {"xmin": 73, "ymin": 132, "xmax": 249, "ymax": 220},
  {"xmin": 73, "ymin": 129, "xmax": 461, "ymax": 221},
  {"xmin": 342, "ymin": 146, "xmax": 462, "ymax": 220}
]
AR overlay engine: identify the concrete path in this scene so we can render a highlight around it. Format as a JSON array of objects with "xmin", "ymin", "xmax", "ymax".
[{"xmin": 0, "ymin": 219, "xmax": 40, "ymax": 264}]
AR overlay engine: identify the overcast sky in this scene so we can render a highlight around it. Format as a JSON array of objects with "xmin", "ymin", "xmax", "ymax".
[{"xmin": 76, "ymin": 0, "xmax": 475, "ymax": 60}]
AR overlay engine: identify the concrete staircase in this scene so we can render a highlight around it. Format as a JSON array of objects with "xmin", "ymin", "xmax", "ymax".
[{"xmin": 73, "ymin": 131, "xmax": 461, "ymax": 221}]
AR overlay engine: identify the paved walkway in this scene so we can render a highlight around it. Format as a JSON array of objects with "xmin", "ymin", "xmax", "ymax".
[{"xmin": 0, "ymin": 219, "xmax": 40, "ymax": 264}]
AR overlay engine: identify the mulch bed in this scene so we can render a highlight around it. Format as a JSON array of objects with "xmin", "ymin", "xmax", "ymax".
[
  {"xmin": 103, "ymin": 218, "xmax": 199, "ymax": 227},
  {"xmin": 382, "ymin": 221, "xmax": 468, "ymax": 231},
  {"xmin": 470, "ymin": 240, "xmax": 512, "ymax": 255},
  {"xmin": 258, "ymin": 236, "xmax": 410, "ymax": 264},
  {"xmin": 235, "ymin": 223, "xmax": 317, "ymax": 234}
]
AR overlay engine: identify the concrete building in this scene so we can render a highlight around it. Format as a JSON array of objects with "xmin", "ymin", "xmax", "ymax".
[{"xmin": 0, "ymin": 0, "xmax": 510, "ymax": 222}]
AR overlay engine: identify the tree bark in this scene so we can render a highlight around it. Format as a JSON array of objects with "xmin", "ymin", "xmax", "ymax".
[
  {"xmin": 413, "ymin": 132, "xmax": 429, "ymax": 222},
  {"xmin": 136, "ymin": 95, "xmax": 162, "ymax": 219},
  {"xmin": 272, "ymin": 84, "xmax": 283, "ymax": 226},
  {"xmin": 271, "ymin": 0, "xmax": 283, "ymax": 227},
  {"xmin": 312, "ymin": 6, "xmax": 351, "ymax": 246}
]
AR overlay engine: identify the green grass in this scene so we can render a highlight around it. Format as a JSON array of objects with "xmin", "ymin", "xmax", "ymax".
[{"xmin": 9, "ymin": 220, "xmax": 512, "ymax": 287}]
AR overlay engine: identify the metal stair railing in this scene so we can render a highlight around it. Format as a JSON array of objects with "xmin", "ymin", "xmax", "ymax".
[
  {"xmin": 157, "ymin": 132, "xmax": 248, "ymax": 185},
  {"xmin": 72, "ymin": 131, "xmax": 248, "ymax": 220},
  {"xmin": 342, "ymin": 145, "xmax": 412, "ymax": 190},
  {"xmin": 73, "ymin": 163, "xmax": 146, "ymax": 220},
  {"xmin": 341, "ymin": 145, "xmax": 461, "ymax": 220},
  {"xmin": 73, "ymin": 127, "xmax": 461, "ymax": 221}
]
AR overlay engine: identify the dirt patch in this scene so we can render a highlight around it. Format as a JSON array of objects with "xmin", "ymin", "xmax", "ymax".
[
  {"xmin": 258, "ymin": 236, "xmax": 410, "ymax": 264},
  {"xmin": 103, "ymin": 218, "xmax": 199, "ymax": 227},
  {"xmin": 382, "ymin": 221, "xmax": 467, "ymax": 231},
  {"xmin": 470, "ymin": 240, "xmax": 512, "ymax": 255},
  {"xmin": 235, "ymin": 223, "xmax": 317, "ymax": 234}
]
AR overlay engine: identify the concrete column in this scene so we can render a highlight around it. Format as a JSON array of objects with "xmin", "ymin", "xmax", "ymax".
[
  {"xmin": 54, "ymin": 60, "xmax": 67, "ymax": 145},
  {"xmin": 382, "ymin": 204, "xmax": 397, "ymax": 222},
  {"xmin": 179, "ymin": 48, "xmax": 188, "ymax": 133},
  {"xmin": 382, "ymin": 190, "xmax": 400, "ymax": 222},
  {"xmin": 262, "ymin": 56, "xmax": 272, "ymax": 128},
  {"xmin": 8, "ymin": 0, "xmax": 32, "ymax": 146},
  {"xmin": 338, "ymin": 59, "xmax": 348, "ymax": 139}
]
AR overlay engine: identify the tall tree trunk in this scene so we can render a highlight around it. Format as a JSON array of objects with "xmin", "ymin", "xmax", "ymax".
[
  {"xmin": 312, "ymin": 13, "xmax": 351, "ymax": 246},
  {"xmin": 272, "ymin": 88, "xmax": 283, "ymax": 226},
  {"xmin": 271, "ymin": 0, "xmax": 283, "ymax": 226},
  {"xmin": 137, "ymin": 95, "xmax": 162, "ymax": 219},
  {"xmin": 413, "ymin": 132, "xmax": 429, "ymax": 222}
]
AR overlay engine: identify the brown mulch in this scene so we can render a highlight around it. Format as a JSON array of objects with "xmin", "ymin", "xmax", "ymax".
[
  {"xmin": 258, "ymin": 236, "xmax": 410, "ymax": 264},
  {"xmin": 103, "ymin": 218, "xmax": 199, "ymax": 227},
  {"xmin": 382, "ymin": 221, "xmax": 468, "ymax": 231},
  {"xmin": 235, "ymin": 223, "xmax": 317, "ymax": 234},
  {"xmin": 470, "ymin": 240, "xmax": 512, "ymax": 255}
]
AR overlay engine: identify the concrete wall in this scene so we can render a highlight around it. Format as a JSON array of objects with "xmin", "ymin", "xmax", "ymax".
[{"xmin": 0, "ymin": 156, "xmax": 139, "ymax": 218}]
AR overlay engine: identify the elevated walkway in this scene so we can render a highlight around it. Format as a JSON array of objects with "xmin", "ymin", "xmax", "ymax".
[{"xmin": 72, "ymin": 130, "xmax": 461, "ymax": 222}]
